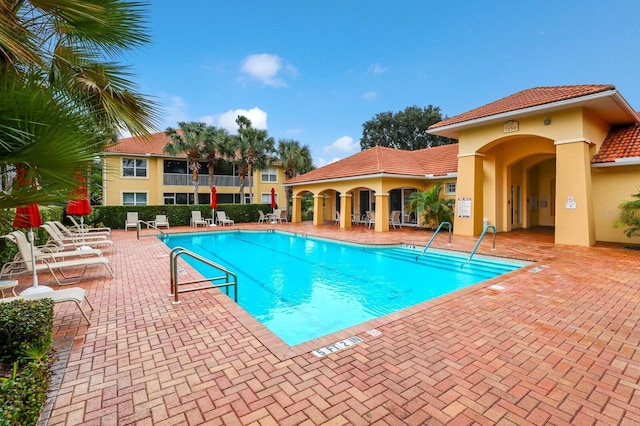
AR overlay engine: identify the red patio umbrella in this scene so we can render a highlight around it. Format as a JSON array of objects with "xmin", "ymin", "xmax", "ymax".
[
  {"xmin": 12, "ymin": 164, "xmax": 51, "ymax": 295},
  {"xmin": 210, "ymin": 186, "xmax": 217, "ymax": 226},
  {"xmin": 67, "ymin": 172, "xmax": 91, "ymax": 248},
  {"xmin": 270, "ymin": 187, "xmax": 277, "ymax": 209}
]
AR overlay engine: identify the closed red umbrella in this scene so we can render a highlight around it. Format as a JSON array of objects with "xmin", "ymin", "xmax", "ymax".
[
  {"xmin": 12, "ymin": 164, "xmax": 51, "ymax": 295},
  {"xmin": 67, "ymin": 172, "xmax": 91, "ymax": 248},
  {"xmin": 210, "ymin": 186, "xmax": 217, "ymax": 226},
  {"xmin": 270, "ymin": 187, "xmax": 277, "ymax": 209}
]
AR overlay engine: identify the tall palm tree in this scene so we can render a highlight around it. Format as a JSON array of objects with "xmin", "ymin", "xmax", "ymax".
[
  {"xmin": 202, "ymin": 127, "xmax": 234, "ymax": 189},
  {"xmin": 164, "ymin": 122, "xmax": 208, "ymax": 204},
  {"xmin": 235, "ymin": 116, "xmax": 275, "ymax": 203},
  {"xmin": 277, "ymin": 139, "xmax": 314, "ymax": 217}
]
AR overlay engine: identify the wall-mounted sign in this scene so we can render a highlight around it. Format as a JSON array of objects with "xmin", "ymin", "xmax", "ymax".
[
  {"xmin": 504, "ymin": 120, "xmax": 519, "ymax": 133},
  {"xmin": 565, "ymin": 196, "xmax": 577, "ymax": 209},
  {"xmin": 458, "ymin": 197, "xmax": 471, "ymax": 218}
]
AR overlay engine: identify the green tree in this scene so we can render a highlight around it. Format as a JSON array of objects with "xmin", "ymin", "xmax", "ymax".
[
  {"xmin": 164, "ymin": 122, "xmax": 209, "ymax": 204},
  {"xmin": 202, "ymin": 127, "xmax": 234, "ymax": 189},
  {"xmin": 615, "ymin": 191, "xmax": 640, "ymax": 238},
  {"xmin": 277, "ymin": 139, "xmax": 314, "ymax": 217},
  {"xmin": 234, "ymin": 116, "xmax": 275, "ymax": 204},
  {"xmin": 406, "ymin": 183, "xmax": 454, "ymax": 229},
  {"xmin": 360, "ymin": 105, "xmax": 456, "ymax": 150}
]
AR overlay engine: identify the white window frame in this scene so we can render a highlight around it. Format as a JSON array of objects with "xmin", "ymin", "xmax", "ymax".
[
  {"xmin": 122, "ymin": 158, "xmax": 148, "ymax": 178},
  {"xmin": 261, "ymin": 193, "xmax": 278, "ymax": 204},
  {"xmin": 122, "ymin": 192, "xmax": 148, "ymax": 206},
  {"xmin": 445, "ymin": 182, "xmax": 456, "ymax": 195},
  {"xmin": 260, "ymin": 168, "xmax": 278, "ymax": 183}
]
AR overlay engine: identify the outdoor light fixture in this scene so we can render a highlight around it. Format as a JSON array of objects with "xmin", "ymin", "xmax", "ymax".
[{"xmin": 543, "ymin": 117, "xmax": 551, "ymax": 125}]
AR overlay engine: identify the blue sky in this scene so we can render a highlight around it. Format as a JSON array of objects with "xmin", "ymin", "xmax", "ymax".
[{"xmin": 129, "ymin": 1, "xmax": 640, "ymax": 167}]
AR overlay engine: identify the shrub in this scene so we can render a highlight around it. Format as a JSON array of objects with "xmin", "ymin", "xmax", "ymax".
[{"xmin": 0, "ymin": 299, "xmax": 54, "ymax": 363}]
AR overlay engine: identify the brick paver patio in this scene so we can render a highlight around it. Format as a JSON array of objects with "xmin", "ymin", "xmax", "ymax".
[{"xmin": 18, "ymin": 222, "xmax": 640, "ymax": 425}]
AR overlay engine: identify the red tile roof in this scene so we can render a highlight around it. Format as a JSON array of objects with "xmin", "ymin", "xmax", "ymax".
[
  {"xmin": 104, "ymin": 132, "xmax": 177, "ymax": 156},
  {"xmin": 593, "ymin": 123, "xmax": 640, "ymax": 163},
  {"xmin": 430, "ymin": 85, "xmax": 616, "ymax": 129},
  {"xmin": 286, "ymin": 144, "xmax": 459, "ymax": 184}
]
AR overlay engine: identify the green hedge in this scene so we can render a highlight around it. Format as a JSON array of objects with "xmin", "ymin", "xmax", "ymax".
[
  {"xmin": 87, "ymin": 203, "xmax": 274, "ymax": 229},
  {"xmin": 0, "ymin": 298, "xmax": 54, "ymax": 426}
]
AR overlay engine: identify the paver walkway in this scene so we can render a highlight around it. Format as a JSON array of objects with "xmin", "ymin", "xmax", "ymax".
[{"xmin": 16, "ymin": 223, "xmax": 640, "ymax": 425}]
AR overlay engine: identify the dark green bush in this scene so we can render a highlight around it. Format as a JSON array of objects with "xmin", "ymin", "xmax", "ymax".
[
  {"xmin": 89, "ymin": 203, "xmax": 273, "ymax": 229},
  {"xmin": 0, "ymin": 357, "xmax": 50, "ymax": 426},
  {"xmin": 0, "ymin": 299, "xmax": 54, "ymax": 363}
]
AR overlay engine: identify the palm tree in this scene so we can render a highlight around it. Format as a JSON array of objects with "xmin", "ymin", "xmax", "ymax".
[
  {"xmin": 277, "ymin": 139, "xmax": 314, "ymax": 217},
  {"xmin": 616, "ymin": 191, "xmax": 640, "ymax": 237},
  {"xmin": 406, "ymin": 183, "xmax": 453, "ymax": 229},
  {"xmin": 202, "ymin": 127, "xmax": 234, "ymax": 189},
  {"xmin": 235, "ymin": 116, "xmax": 275, "ymax": 203},
  {"xmin": 164, "ymin": 122, "xmax": 209, "ymax": 204}
]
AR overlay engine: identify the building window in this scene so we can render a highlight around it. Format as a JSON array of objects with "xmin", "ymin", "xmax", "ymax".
[
  {"xmin": 123, "ymin": 192, "xmax": 147, "ymax": 205},
  {"xmin": 261, "ymin": 193, "xmax": 278, "ymax": 205},
  {"xmin": 445, "ymin": 183, "xmax": 456, "ymax": 195},
  {"xmin": 123, "ymin": 158, "xmax": 147, "ymax": 177},
  {"xmin": 261, "ymin": 168, "xmax": 277, "ymax": 182}
]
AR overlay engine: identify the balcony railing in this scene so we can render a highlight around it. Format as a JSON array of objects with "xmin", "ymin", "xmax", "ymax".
[{"xmin": 163, "ymin": 174, "xmax": 242, "ymax": 187}]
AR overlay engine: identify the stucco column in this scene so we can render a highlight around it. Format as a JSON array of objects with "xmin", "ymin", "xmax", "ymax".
[
  {"xmin": 554, "ymin": 140, "xmax": 595, "ymax": 246},
  {"xmin": 291, "ymin": 195, "xmax": 302, "ymax": 223},
  {"xmin": 374, "ymin": 193, "xmax": 390, "ymax": 232},
  {"xmin": 454, "ymin": 153, "xmax": 484, "ymax": 236},
  {"xmin": 340, "ymin": 194, "xmax": 352, "ymax": 229},
  {"xmin": 313, "ymin": 195, "xmax": 324, "ymax": 226}
]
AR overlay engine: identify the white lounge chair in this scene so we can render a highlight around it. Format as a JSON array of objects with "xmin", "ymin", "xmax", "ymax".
[
  {"xmin": 389, "ymin": 210, "xmax": 401, "ymax": 229},
  {"xmin": 5, "ymin": 231, "xmax": 103, "ymax": 262},
  {"xmin": 68, "ymin": 216, "xmax": 111, "ymax": 235},
  {"xmin": 190, "ymin": 211, "xmax": 208, "ymax": 227},
  {"xmin": 153, "ymin": 214, "xmax": 170, "ymax": 229},
  {"xmin": 2, "ymin": 231, "xmax": 114, "ymax": 285},
  {"xmin": 42, "ymin": 223, "xmax": 116, "ymax": 252},
  {"xmin": 0, "ymin": 287, "xmax": 94, "ymax": 324},
  {"xmin": 216, "ymin": 211, "xmax": 234, "ymax": 226},
  {"xmin": 125, "ymin": 212, "xmax": 139, "ymax": 231},
  {"xmin": 49, "ymin": 221, "xmax": 109, "ymax": 240}
]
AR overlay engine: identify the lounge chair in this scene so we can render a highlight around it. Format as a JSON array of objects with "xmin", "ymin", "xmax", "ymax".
[
  {"xmin": 68, "ymin": 216, "xmax": 111, "ymax": 235},
  {"xmin": 389, "ymin": 210, "xmax": 401, "ymax": 229},
  {"xmin": 0, "ymin": 287, "xmax": 94, "ymax": 324},
  {"xmin": 1, "ymin": 232, "xmax": 114, "ymax": 285},
  {"xmin": 42, "ymin": 223, "xmax": 116, "ymax": 252},
  {"xmin": 216, "ymin": 211, "xmax": 234, "ymax": 226},
  {"xmin": 5, "ymin": 231, "xmax": 103, "ymax": 262},
  {"xmin": 49, "ymin": 221, "xmax": 109, "ymax": 240},
  {"xmin": 125, "ymin": 212, "xmax": 139, "ymax": 231},
  {"xmin": 190, "ymin": 211, "xmax": 208, "ymax": 227},
  {"xmin": 153, "ymin": 214, "xmax": 170, "ymax": 229}
]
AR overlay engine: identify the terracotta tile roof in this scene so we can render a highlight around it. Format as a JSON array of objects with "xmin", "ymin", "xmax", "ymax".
[
  {"xmin": 286, "ymin": 144, "xmax": 459, "ymax": 185},
  {"xmin": 593, "ymin": 123, "xmax": 640, "ymax": 163},
  {"xmin": 103, "ymin": 132, "xmax": 177, "ymax": 156},
  {"xmin": 430, "ymin": 85, "xmax": 616, "ymax": 129}
]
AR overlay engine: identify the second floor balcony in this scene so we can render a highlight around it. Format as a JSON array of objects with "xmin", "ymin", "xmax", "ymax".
[{"xmin": 163, "ymin": 173, "xmax": 243, "ymax": 187}]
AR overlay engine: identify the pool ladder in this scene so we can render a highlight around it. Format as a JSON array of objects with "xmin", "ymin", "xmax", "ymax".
[
  {"xmin": 464, "ymin": 225, "xmax": 497, "ymax": 264},
  {"xmin": 417, "ymin": 222, "xmax": 452, "ymax": 260},
  {"xmin": 169, "ymin": 246, "xmax": 237, "ymax": 304},
  {"xmin": 136, "ymin": 220, "xmax": 165, "ymax": 240}
]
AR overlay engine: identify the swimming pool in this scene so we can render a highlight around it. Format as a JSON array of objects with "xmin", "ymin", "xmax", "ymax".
[{"xmin": 161, "ymin": 231, "xmax": 526, "ymax": 346}]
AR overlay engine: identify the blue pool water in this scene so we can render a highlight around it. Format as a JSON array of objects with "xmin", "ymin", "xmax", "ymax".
[{"xmin": 160, "ymin": 231, "xmax": 526, "ymax": 346}]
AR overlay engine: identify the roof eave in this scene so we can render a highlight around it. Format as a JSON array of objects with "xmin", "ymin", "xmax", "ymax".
[
  {"xmin": 428, "ymin": 90, "xmax": 640, "ymax": 139},
  {"xmin": 592, "ymin": 157, "xmax": 640, "ymax": 168},
  {"xmin": 284, "ymin": 172, "xmax": 457, "ymax": 187}
]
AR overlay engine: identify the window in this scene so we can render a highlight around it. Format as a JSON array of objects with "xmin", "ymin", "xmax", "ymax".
[
  {"xmin": 122, "ymin": 158, "xmax": 147, "ymax": 177},
  {"xmin": 261, "ymin": 193, "xmax": 278, "ymax": 204},
  {"xmin": 261, "ymin": 168, "xmax": 277, "ymax": 182},
  {"xmin": 445, "ymin": 183, "xmax": 456, "ymax": 195},
  {"xmin": 123, "ymin": 192, "xmax": 147, "ymax": 206}
]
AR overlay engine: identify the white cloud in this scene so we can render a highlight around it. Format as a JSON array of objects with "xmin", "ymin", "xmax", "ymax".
[
  {"xmin": 362, "ymin": 91, "xmax": 377, "ymax": 101},
  {"xmin": 162, "ymin": 95, "xmax": 190, "ymax": 129},
  {"xmin": 324, "ymin": 136, "xmax": 358, "ymax": 153},
  {"xmin": 316, "ymin": 156, "xmax": 343, "ymax": 167},
  {"xmin": 370, "ymin": 63, "xmax": 389, "ymax": 74},
  {"xmin": 217, "ymin": 107, "xmax": 268, "ymax": 134},
  {"xmin": 240, "ymin": 53, "xmax": 297, "ymax": 87}
]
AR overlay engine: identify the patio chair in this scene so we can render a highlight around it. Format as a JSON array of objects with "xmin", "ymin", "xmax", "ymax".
[
  {"xmin": 0, "ymin": 287, "xmax": 94, "ymax": 324},
  {"xmin": 68, "ymin": 216, "xmax": 111, "ymax": 235},
  {"xmin": 389, "ymin": 210, "xmax": 401, "ymax": 229},
  {"xmin": 278, "ymin": 209, "xmax": 288, "ymax": 223},
  {"xmin": 365, "ymin": 210, "xmax": 375, "ymax": 229},
  {"xmin": 153, "ymin": 214, "xmax": 170, "ymax": 229},
  {"xmin": 50, "ymin": 221, "xmax": 109, "ymax": 240},
  {"xmin": 216, "ymin": 211, "xmax": 234, "ymax": 226},
  {"xmin": 1, "ymin": 231, "xmax": 114, "ymax": 285},
  {"xmin": 190, "ymin": 211, "xmax": 208, "ymax": 227},
  {"xmin": 5, "ymin": 231, "xmax": 103, "ymax": 262},
  {"xmin": 125, "ymin": 212, "xmax": 139, "ymax": 231},
  {"xmin": 258, "ymin": 210, "xmax": 269, "ymax": 224},
  {"xmin": 42, "ymin": 223, "xmax": 116, "ymax": 253},
  {"xmin": 334, "ymin": 211, "xmax": 340, "ymax": 226}
]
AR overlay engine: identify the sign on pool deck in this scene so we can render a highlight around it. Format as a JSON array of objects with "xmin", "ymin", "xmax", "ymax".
[{"xmin": 312, "ymin": 336, "xmax": 364, "ymax": 357}]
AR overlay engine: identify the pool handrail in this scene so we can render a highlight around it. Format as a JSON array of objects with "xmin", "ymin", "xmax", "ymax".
[
  {"xmin": 169, "ymin": 246, "xmax": 237, "ymax": 304},
  {"xmin": 464, "ymin": 224, "xmax": 497, "ymax": 264},
  {"xmin": 419, "ymin": 221, "xmax": 452, "ymax": 257}
]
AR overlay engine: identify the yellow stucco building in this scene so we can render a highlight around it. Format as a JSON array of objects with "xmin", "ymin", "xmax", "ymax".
[
  {"xmin": 287, "ymin": 85, "xmax": 640, "ymax": 246},
  {"xmin": 101, "ymin": 132, "xmax": 287, "ymax": 209}
]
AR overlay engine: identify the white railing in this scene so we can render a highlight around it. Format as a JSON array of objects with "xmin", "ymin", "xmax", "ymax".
[{"xmin": 163, "ymin": 174, "xmax": 241, "ymax": 187}]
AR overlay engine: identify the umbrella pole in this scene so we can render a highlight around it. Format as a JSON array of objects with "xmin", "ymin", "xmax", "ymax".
[
  {"xmin": 79, "ymin": 216, "xmax": 89, "ymax": 249},
  {"xmin": 20, "ymin": 228, "xmax": 53, "ymax": 295}
]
